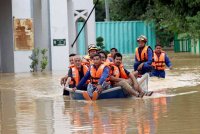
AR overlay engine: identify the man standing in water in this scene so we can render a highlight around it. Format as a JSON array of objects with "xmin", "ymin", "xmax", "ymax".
[
  {"xmin": 151, "ymin": 44, "xmax": 172, "ymax": 78},
  {"xmin": 134, "ymin": 35, "xmax": 153, "ymax": 76}
]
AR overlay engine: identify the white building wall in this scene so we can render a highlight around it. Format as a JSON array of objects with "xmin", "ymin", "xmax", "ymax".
[
  {"xmin": 12, "ymin": 0, "xmax": 32, "ymax": 72},
  {"xmin": 49, "ymin": 0, "xmax": 70, "ymax": 71},
  {"xmin": 73, "ymin": 0, "xmax": 96, "ymax": 48}
]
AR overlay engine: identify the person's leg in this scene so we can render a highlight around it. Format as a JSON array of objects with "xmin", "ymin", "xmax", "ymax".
[
  {"xmin": 87, "ymin": 84, "xmax": 95, "ymax": 97},
  {"xmin": 159, "ymin": 70, "xmax": 165, "ymax": 78},
  {"xmin": 134, "ymin": 62, "xmax": 141, "ymax": 71},
  {"xmin": 82, "ymin": 84, "xmax": 94, "ymax": 100},
  {"xmin": 115, "ymin": 80, "xmax": 140, "ymax": 97},
  {"xmin": 141, "ymin": 64, "xmax": 153, "ymax": 75},
  {"xmin": 150, "ymin": 69, "xmax": 160, "ymax": 77},
  {"xmin": 126, "ymin": 78, "xmax": 145, "ymax": 97}
]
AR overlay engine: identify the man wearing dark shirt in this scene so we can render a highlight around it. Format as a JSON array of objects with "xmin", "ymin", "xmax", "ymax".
[
  {"xmin": 134, "ymin": 35, "xmax": 153, "ymax": 75},
  {"xmin": 61, "ymin": 55, "xmax": 88, "ymax": 95}
]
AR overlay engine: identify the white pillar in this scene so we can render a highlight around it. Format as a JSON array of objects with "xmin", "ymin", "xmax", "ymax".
[
  {"xmin": 73, "ymin": 0, "xmax": 96, "ymax": 48},
  {"xmin": 49, "ymin": 0, "xmax": 70, "ymax": 71}
]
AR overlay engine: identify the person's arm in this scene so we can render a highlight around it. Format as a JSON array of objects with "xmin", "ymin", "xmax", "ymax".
[
  {"xmin": 60, "ymin": 68, "xmax": 72, "ymax": 85},
  {"xmin": 97, "ymin": 66, "xmax": 110, "ymax": 85},
  {"xmin": 76, "ymin": 70, "xmax": 91, "ymax": 89},
  {"xmin": 144, "ymin": 48, "xmax": 153, "ymax": 65},
  {"xmin": 110, "ymin": 76, "xmax": 124, "ymax": 82},
  {"xmin": 165, "ymin": 54, "xmax": 172, "ymax": 69}
]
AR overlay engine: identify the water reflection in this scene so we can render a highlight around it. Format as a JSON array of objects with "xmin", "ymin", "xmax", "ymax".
[{"xmin": 63, "ymin": 97, "xmax": 171, "ymax": 134}]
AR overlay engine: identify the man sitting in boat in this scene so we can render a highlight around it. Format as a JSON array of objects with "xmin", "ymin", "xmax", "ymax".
[
  {"xmin": 110, "ymin": 53, "xmax": 153, "ymax": 97},
  {"xmin": 69, "ymin": 53, "xmax": 76, "ymax": 65},
  {"xmin": 134, "ymin": 35, "xmax": 153, "ymax": 76},
  {"xmin": 151, "ymin": 44, "xmax": 172, "ymax": 78},
  {"xmin": 107, "ymin": 48, "xmax": 118, "ymax": 62},
  {"xmin": 74, "ymin": 53, "xmax": 110, "ymax": 100},
  {"xmin": 98, "ymin": 51, "xmax": 111, "ymax": 64},
  {"xmin": 61, "ymin": 55, "xmax": 89, "ymax": 95},
  {"xmin": 82, "ymin": 44, "xmax": 98, "ymax": 66},
  {"xmin": 60, "ymin": 53, "xmax": 76, "ymax": 95}
]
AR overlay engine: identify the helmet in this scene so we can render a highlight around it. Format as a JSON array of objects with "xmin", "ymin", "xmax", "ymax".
[
  {"xmin": 137, "ymin": 35, "xmax": 147, "ymax": 42},
  {"xmin": 88, "ymin": 44, "xmax": 98, "ymax": 52}
]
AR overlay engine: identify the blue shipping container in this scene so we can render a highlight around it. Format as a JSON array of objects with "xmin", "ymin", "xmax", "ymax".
[{"xmin": 78, "ymin": 21, "xmax": 156, "ymax": 55}]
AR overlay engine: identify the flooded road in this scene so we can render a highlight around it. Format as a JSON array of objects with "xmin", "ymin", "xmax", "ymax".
[{"xmin": 0, "ymin": 52, "xmax": 200, "ymax": 134}]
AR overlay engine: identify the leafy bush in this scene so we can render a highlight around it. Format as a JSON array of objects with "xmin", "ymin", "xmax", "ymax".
[
  {"xmin": 29, "ymin": 48, "xmax": 39, "ymax": 72},
  {"xmin": 40, "ymin": 49, "xmax": 48, "ymax": 72}
]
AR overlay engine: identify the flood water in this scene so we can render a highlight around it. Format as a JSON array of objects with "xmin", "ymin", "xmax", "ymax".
[{"xmin": 0, "ymin": 52, "xmax": 200, "ymax": 134}]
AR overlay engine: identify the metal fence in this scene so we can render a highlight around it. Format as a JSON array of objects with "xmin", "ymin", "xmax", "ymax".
[
  {"xmin": 78, "ymin": 21, "xmax": 156, "ymax": 55},
  {"xmin": 174, "ymin": 34, "xmax": 191, "ymax": 52}
]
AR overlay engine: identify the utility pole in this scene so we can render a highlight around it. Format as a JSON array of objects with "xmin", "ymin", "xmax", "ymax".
[{"xmin": 105, "ymin": 0, "xmax": 110, "ymax": 21}]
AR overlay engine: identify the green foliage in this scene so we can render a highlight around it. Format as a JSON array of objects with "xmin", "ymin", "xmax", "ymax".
[
  {"xmin": 29, "ymin": 48, "xmax": 48, "ymax": 72},
  {"xmin": 94, "ymin": 0, "xmax": 105, "ymax": 21},
  {"xmin": 29, "ymin": 48, "xmax": 39, "ymax": 72},
  {"xmin": 40, "ymin": 49, "xmax": 48, "ymax": 72},
  {"xmin": 96, "ymin": 36, "xmax": 105, "ymax": 49},
  {"xmin": 107, "ymin": 0, "xmax": 200, "ymax": 46}
]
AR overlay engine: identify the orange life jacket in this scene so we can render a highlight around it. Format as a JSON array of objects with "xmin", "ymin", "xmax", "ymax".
[
  {"xmin": 90, "ymin": 64, "xmax": 110, "ymax": 84},
  {"xmin": 135, "ymin": 46, "xmax": 149, "ymax": 62},
  {"xmin": 111, "ymin": 64, "xmax": 129, "ymax": 79},
  {"xmin": 103, "ymin": 59, "xmax": 112, "ymax": 66},
  {"xmin": 152, "ymin": 52, "xmax": 165, "ymax": 70},
  {"xmin": 69, "ymin": 64, "xmax": 89, "ymax": 86}
]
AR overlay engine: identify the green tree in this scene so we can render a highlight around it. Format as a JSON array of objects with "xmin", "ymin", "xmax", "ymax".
[
  {"xmin": 94, "ymin": 0, "xmax": 106, "ymax": 21},
  {"xmin": 109, "ymin": 0, "xmax": 200, "ymax": 46}
]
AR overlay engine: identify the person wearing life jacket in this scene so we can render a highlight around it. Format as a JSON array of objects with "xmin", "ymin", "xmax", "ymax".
[
  {"xmin": 107, "ymin": 48, "xmax": 118, "ymax": 62},
  {"xmin": 82, "ymin": 44, "xmax": 98, "ymax": 66},
  {"xmin": 110, "ymin": 53, "xmax": 153, "ymax": 97},
  {"xmin": 150, "ymin": 44, "xmax": 172, "ymax": 78},
  {"xmin": 98, "ymin": 51, "xmax": 111, "ymax": 64},
  {"xmin": 60, "ymin": 55, "xmax": 89, "ymax": 95},
  {"xmin": 75, "ymin": 53, "xmax": 110, "ymax": 101},
  {"xmin": 134, "ymin": 35, "xmax": 153, "ymax": 75},
  {"xmin": 60, "ymin": 53, "xmax": 76, "ymax": 95}
]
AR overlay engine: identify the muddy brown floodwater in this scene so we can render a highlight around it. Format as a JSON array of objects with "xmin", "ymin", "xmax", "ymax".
[{"xmin": 0, "ymin": 52, "xmax": 200, "ymax": 134}]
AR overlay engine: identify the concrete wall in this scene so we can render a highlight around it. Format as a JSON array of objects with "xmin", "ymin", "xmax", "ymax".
[
  {"xmin": 49, "ymin": 0, "xmax": 70, "ymax": 71},
  {"xmin": 32, "ymin": 0, "xmax": 51, "ymax": 70},
  {"xmin": 73, "ymin": 0, "xmax": 96, "ymax": 49},
  {"xmin": 0, "ymin": 0, "xmax": 14, "ymax": 72},
  {"xmin": 12, "ymin": 0, "xmax": 32, "ymax": 72}
]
